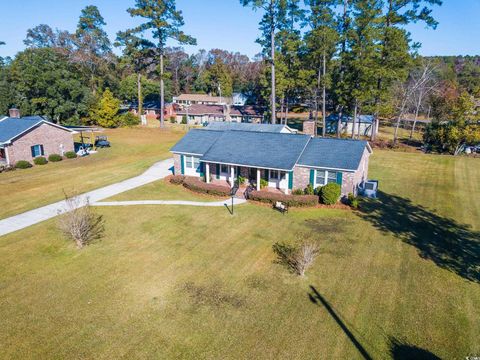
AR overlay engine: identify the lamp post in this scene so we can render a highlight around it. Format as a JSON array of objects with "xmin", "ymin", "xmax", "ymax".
[{"xmin": 228, "ymin": 183, "xmax": 239, "ymax": 215}]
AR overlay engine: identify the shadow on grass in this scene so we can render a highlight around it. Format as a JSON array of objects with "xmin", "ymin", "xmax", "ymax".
[
  {"xmin": 359, "ymin": 191, "xmax": 480, "ymax": 283},
  {"xmin": 388, "ymin": 337, "xmax": 440, "ymax": 360},
  {"xmin": 308, "ymin": 286, "xmax": 373, "ymax": 360}
]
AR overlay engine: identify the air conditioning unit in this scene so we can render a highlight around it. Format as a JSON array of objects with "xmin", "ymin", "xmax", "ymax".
[{"xmin": 360, "ymin": 180, "xmax": 378, "ymax": 198}]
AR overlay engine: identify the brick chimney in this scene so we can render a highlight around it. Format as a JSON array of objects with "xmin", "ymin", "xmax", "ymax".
[
  {"xmin": 303, "ymin": 120, "xmax": 316, "ymax": 136},
  {"xmin": 9, "ymin": 108, "xmax": 20, "ymax": 118}
]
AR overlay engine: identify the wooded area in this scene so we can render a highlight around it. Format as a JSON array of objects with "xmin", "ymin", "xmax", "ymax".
[{"xmin": 0, "ymin": 0, "xmax": 479, "ymax": 151}]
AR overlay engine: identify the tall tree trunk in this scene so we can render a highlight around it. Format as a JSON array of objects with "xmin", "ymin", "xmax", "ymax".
[
  {"xmin": 285, "ymin": 100, "xmax": 289, "ymax": 126},
  {"xmin": 352, "ymin": 100, "xmax": 358, "ymax": 139},
  {"xmin": 270, "ymin": 4, "xmax": 276, "ymax": 124},
  {"xmin": 137, "ymin": 73, "xmax": 143, "ymax": 124},
  {"xmin": 337, "ymin": 108, "xmax": 343, "ymax": 138},
  {"xmin": 322, "ymin": 51, "xmax": 327, "ymax": 137},
  {"xmin": 409, "ymin": 92, "xmax": 423, "ymax": 140},
  {"xmin": 160, "ymin": 51, "xmax": 165, "ymax": 128}
]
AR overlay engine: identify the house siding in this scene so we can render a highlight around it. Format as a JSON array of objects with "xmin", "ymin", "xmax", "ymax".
[
  {"xmin": 293, "ymin": 166, "xmax": 311, "ymax": 191},
  {"xmin": 6, "ymin": 123, "xmax": 74, "ymax": 165},
  {"xmin": 173, "ymin": 153, "xmax": 182, "ymax": 175}
]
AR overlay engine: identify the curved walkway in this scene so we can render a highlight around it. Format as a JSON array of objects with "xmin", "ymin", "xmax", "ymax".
[
  {"xmin": 0, "ymin": 158, "xmax": 174, "ymax": 237},
  {"xmin": 93, "ymin": 198, "xmax": 247, "ymax": 207}
]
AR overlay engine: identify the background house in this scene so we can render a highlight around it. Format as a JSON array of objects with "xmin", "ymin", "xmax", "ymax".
[
  {"xmin": 175, "ymin": 104, "xmax": 264, "ymax": 124},
  {"xmin": 0, "ymin": 110, "xmax": 75, "ymax": 166},
  {"xmin": 173, "ymin": 94, "xmax": 231, "ymax": 106},
  {"xmin": 326, "ymin": 114, "xmax": 379, "ymax": 137}
]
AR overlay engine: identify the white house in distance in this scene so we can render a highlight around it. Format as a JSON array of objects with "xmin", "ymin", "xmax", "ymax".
[{"xmin": 173, "ymin": 94, "xmax": 230, "ymax": 106}]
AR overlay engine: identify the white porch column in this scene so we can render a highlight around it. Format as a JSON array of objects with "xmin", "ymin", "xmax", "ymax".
[
  {"xmin": 205, "ymin": 163, "xmax": 210, "ymax": 183},
  {"xmin": 230, "ymin": 166, "xmax": 235, "ymax": 188},
  {"xmin": 284, "ymin": 172, "xmax": 289, "ymax": 194},
  {"xmin": 256, "ymin": 169, "xmax": 261, "ymax": 191}
]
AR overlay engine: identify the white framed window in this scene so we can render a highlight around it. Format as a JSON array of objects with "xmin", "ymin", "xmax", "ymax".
[
  {"xmin": 316, "ymin": 170, "xmax": 326, "ymax": 186},
  {"xmin": 185, "ymin": 156, "xmax": 200, "ymax": 169},
  {"xmin": 269, "ymin": 170, "xmax": 279, "ymax": 180},
  {"xmin": 316, "ymin": 170, "xmax": 338, "ymax": 186},
  {"xmin": 327, "ymin": 171, "xmax": 337, "ymax": 184}
]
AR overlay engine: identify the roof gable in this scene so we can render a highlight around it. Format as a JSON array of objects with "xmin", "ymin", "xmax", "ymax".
[
  {"xmin": 298, "ymin": 138, "xmax": 369, "ymax": 171},
  {"xmin": 0, "ymin": 116, "xmax": 73, "ymax": 144},
  {"xmin": 201, "ymin": 131, "xmax": 311, "ymax": 171}
]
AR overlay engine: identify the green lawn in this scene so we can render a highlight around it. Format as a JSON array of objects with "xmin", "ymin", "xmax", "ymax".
[
  {"xmin": 105, "ymin": 179, "xmax": 226, "ymax": 202},
  {"xmin": 0, "ymin": 127, "xmax": 184, "ymax": 219},
  {"xmin": 0, "ymin": 148, "xmax": 479, "ymax": 359}
]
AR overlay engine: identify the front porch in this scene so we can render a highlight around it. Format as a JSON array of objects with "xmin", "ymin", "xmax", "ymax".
[{"xmin": 203, "ymin": 162, "xmax": 292, "ymax": 194}]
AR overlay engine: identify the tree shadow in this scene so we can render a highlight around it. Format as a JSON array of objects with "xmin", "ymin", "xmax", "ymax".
[
  {"xmin": 388, "ymin": 337, "xmax": 440, "ymax": 360},
  {"xmin": 308, "ymin": 286, "xmax": 374, "ymax": 360},
  {"xmin": 359, "ymin": 191, "xmax": 480, "ymax": 283}
]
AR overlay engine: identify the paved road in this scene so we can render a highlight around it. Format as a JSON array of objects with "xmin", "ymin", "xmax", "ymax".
[{"xmin": 0, "ymin": 158, "xmax": 174, "ymax": 237}]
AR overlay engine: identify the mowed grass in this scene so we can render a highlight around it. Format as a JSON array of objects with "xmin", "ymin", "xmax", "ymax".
[
  {"xmin": 0, "ymin": 146, "xmax": 479, "ymax": 358},
  {"xmin": 105, "ymin": 179, "xmax": 226, "ymax": 202},
  {"xmin": 0, "ymin": 127, "xmax": 184, "ymax": 219}
]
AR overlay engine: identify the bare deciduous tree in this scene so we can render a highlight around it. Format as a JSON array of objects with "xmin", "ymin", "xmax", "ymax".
[
  {"xmin": 273, "ymin": 240, "xmax": 320, "ymax": 276},
  {"xmin": 57, "ymin": 194, "xmax": 104, "ymax": 249}
]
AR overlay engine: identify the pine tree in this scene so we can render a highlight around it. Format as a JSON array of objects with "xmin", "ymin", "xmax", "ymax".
[
  {"xmin": 125, "ymin": 0, "xmax": 196, "ymax": 128},
  {"xmin": 90, "ymin": 88, "xmax": 121, "ymax": 128}
]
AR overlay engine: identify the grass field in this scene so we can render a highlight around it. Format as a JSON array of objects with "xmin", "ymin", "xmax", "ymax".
[
  {"xmin": 0, "ymin": 132, "xmax": 479, "ymax": 359},
  {"xmin": 0, "ymin": 127, "xmax": 184, "ymax": 219}
]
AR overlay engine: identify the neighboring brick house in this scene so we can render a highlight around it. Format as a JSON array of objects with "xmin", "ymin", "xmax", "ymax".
[
  {"xmin": 0, "ymin": 114, "xmax": 75, "ymax": 166},
  {"xmin": 128, "ymin": 101, "xmax": 176, "ymax": 121},
  {"xmin": 175, "ymin": 104, "xmax": 264, "ymax": 124},
  {"xmin": 170, "ymin": 127, "xmax": 372, "ymax": 196}
]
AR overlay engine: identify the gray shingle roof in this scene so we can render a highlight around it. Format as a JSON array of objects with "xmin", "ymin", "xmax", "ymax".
[
  {"xmin": 0, "ymin": 116, "xmax": 45, "ymax": 143},
  {"xmin": 205, "ymin": 122, "xmax": 289, "ymax": 133},
  {"xmin": 298, "ymin": 138, "xmax": 369, "ymax": 171},
  {"xmin": 201, "ymin": 131, "xmax": 311, "ymax": 171},
  {"xmin": 170, "ymin": 129, "xmax": 222, "ymax": 155}
]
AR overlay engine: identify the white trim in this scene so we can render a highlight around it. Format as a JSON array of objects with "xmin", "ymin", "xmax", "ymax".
[
  {"xmin": 297, "ymin": 164, "xmax": 355, "ymax": 173},
  {"xmin": 0, "ymin": 116, "xmax": 7, "ymax": 122},
  {"xmin": 200, "ymin": 160, "xmax": 292, "ymax": 172},
  {"xmin": 314, "ymin": 169, "xmax": 339, "ymax": 188},
  {"xmin": 2, "ymin": 119, "xmax": 75, "ymax": 145},
  {"xmin": 173, "ymin": 151, "xmax": 204, "ymax": 156}
]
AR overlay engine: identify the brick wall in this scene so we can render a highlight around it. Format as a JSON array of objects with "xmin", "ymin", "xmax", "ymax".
[
  {"xmin": 293, "ymin": 166, "xmax": 310, "ymax": 191},
  {"xmin": 6, "ymin": 123, "xmax": 74, "ymax": 165},
  {"xmin": 303, "ymin": 121, "xmax": 316, "ymax": 136},
  {"xmin": 173, "ymin": 153, "xmax": 182, "ymax": 175}
]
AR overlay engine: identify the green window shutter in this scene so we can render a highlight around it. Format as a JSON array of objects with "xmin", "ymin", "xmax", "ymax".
[
  {"xmin": 216, "ymin": 164, "xmax": 220, "ymax": 179},
  {"xmin": 289, "ymin": 171, "xmax": 293, "ymax": 189},
  {"xmin": 199, "ymin": 163, "xmax": 205, "ymax": 177},
  {"xmin": 309, "ymin": 169, "xmax": 315, "ymax": 185},
  {"xmin": 264, "ymin": 170, "xmax": 269, "ymax": 181},
  {"xmin": 237, "ymin": 166, "xmax": 240, "ymax": 176},
  {"xmin": 31, "ymin": 146, "xmax": 36, "ymax": 158},
  {"xmin": 336, "ymin": 172, "xmax": 343, "ymax": 185},
  {"xmin": 180, "ymin": 155, "xmax": 185, "ymax": 175}
]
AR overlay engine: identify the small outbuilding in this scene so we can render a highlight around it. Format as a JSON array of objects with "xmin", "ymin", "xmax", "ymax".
[{"xmin": 0, "ymin": 111, "xmax": 75, "ymax": 166}]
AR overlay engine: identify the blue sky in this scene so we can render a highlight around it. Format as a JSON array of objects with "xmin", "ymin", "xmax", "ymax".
[{"xmin": 0, "ymin": 0, "xmax": 479, "ymax": 59}]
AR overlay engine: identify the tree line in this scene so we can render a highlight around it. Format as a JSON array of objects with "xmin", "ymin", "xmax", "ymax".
[{"xmin": 0, "ymin": 0, "xmax": 479, "ymax": 150}]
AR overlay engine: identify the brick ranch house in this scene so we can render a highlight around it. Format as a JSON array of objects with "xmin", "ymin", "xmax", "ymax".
[
  {"xmin": 0, "ymin": 112, "xmax": 75, "ymax": 166},
  {"xmin": 170, "ymin": 126, "xmax": 372, "ymax": 196}
]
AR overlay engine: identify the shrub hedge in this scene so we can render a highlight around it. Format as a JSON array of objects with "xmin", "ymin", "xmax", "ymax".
[
  {"xmin": 48, "ymin": 154, "xmax": 63, "ymax": 162},
  {"xmin": 64, "ymin": 151, "xmax": 77, "ymax": 159},
  {"xmin": 183, "ymin": 177, "xmax": 231, "ymax": 196},
  {"xmin": 15, "ymin": 160, "xmax": 32, "ymax": 169},
  {"xmin": 169, "ymin": 175, "xmax": 185, "ymax": 185},
  {"xmin": 33, "ymin": 157, "xmax": 48, "ymax": 165},
  {"xmin": 248, "ymin": 191, "xmax": 319, "ymax": 207},
  {"xmin": 319, "ymin": 183, "xmax": 341, "ymax": 205}
]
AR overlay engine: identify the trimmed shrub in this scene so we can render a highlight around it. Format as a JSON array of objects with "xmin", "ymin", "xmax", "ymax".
[
  {"xmin": 236, "ymin": 176, "xmax": 246, "ymax": 186},
  {"xmin": 33, "ymin": 157, "xmax": 48, "ymax": 165},
  {"xmin": 65, "ymin": 151, "xmax": 77, "ymax": 159},
  {"xmin": 118, "ymin": 111, "xmax": 140, "ymax": 127},
  {"xmin": 169, "ymin": 175, "xmax": 185, "ymax": 185},
  {"xmin": 304, "ymin": 183, "xmax": 314, "ymax": 195},
  {"xmin": 48, "ymin": 154, "xmax": 63, "ymax": 162},
  {"xmin": 320, "ymin": 183, "xmax": 341, "ymax": 205},
  {"xmin": 248, "ymin": 190, "xmax": 319, "ymax": 207},
  {"xmin": 15, "ymin": 160, "xmax": 32, "ymax": 169},
  {"xmin": 183, "ymin": 176, "xmax": 231, "ymax": 197},
  {"xmin": 260, "ymin": 178, "xmax": 268, "ymax": 189},
  {"xmin": 181, "ymin": 115, "xmax": 187, "ymax": 124},
  {"xmin": 292, "ymin": 188, "xmax": 304, "ymax": 195},
  {"xmin": 347, "ymin": 193, "xmax": 360, "ymax": 209},
  {"xmin": 314, "ymin": 186, "xmax": 323, "ymax": 195},
  {"xmin": 169, "ymin": 116, "xmax": 176, "ymax": 123}
]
